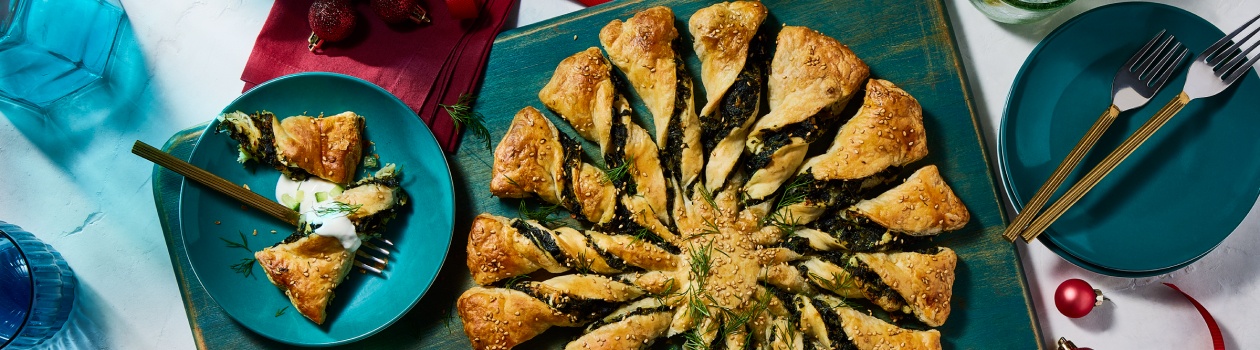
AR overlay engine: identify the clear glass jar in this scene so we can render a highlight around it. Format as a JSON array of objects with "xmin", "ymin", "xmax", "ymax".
[
  {"xmin": 969, "ymin": 0, "xmax": 1077, "ymax": 24},
  {"xmin": 0, "ymin": 221, "xmax": 76, "ymax": 349},
  {"xmin": 0, "ymin": 0, "xmax": 125, "ymax": 110}
]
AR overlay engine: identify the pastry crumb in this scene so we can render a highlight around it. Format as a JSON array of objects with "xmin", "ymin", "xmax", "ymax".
[{"xmin": 214, "ymin": 221, "xmax": 221, "ymax": 225}]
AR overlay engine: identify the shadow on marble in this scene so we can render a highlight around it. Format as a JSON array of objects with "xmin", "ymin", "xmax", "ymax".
[
  {"xmin": 0, "ymin": 17, "xmax": 161, "ymax": 170},
  {"xmin": 39, "ymin": 280, "xmax": 110, "ymax": 349}
]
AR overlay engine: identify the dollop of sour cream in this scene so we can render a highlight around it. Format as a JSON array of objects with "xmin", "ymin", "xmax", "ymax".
[{"xmin": 276, "ymin": 176, "xmax": 360, "ymax": 251}]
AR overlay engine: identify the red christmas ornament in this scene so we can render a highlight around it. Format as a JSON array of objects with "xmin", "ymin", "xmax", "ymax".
[
  {"xmin": 308, "ymin": 0, "xmax": 359, "ymax": 52},
  {"xmin": 371, "ymin": 0, "xmax": 430, "ymax": 24},
  {"xmin": 1057, "ymin": 337, "xmax": 1092, "ymax": 350},
  {"xmin": 1055, "ymin": 278, "xmax": 1106, "ymax": 318}
]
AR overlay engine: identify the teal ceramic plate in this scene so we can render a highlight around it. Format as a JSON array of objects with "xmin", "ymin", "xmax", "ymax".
[
  {"xmin": 999, "ymin": 2, "xmax": 1260, "ymax": 275},
  {"xmin": 177, "ymin": 73, "xmax": 455, "ymax": 346}
]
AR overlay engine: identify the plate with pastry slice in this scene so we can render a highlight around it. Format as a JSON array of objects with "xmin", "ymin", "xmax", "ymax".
[{"xmin": 177, "ymin": 72, "xmax": 454, "ymax": 346}]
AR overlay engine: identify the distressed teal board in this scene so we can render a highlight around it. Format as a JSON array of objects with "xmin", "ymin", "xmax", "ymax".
[{"xmin": 155, "ymin": 0, "xmax": 1040, "ymax": 348}]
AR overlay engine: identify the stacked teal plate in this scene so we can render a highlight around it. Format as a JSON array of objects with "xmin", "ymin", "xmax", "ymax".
[
  {"xmin": 999, "ymin": 2, "xmax": 1260, "ymax": 276},
  {"xmin": 178, "ymin": 72, "xmax": 455, "ymax": 345}
]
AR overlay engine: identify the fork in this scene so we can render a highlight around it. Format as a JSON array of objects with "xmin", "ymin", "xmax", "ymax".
[
  {"xmin": 131, "ymin": 141, "xmax": 393, "ymax": 274},
  {"xmin": 1020, "ymin": 14, "xmax": 1260, "ymax": 242},
  {"xmin": 1001, "ymin": 31, "xmax": 1188, "ymax": 242}
]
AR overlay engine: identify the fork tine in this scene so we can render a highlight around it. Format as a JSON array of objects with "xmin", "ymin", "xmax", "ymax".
[
  {"xmin": 1219, "ymin": 35, "xmax": 1260, "ymax": 78},
  {"xmin": 1125, "ymin": 30, "xmax": 1167, "ymax": 69},
  {"xmin": 362, "ymin": 241, "xmax": 390, "ymax": 256},
  {"xmin": 372, "ymin": 237, "xmax": 394, "ymax": 247},
  {"xmin": 1205, "ymin": 13, "xmax": 1260, "ymax": 64},
  {"xmin": 1151, "ymin": 47, "xmax": 1189, "ymax": 90},
  {"xmin": 355, "ymin": 261, "xmax": 383, "ymax": 274},
  {"xmin": 1223, "ymin": 49, "xmax": 1260, "ymax": 84},
  {"xmin": 1136, "ymin": 35, "xmax": 1175, "ymax": 77},
  {"xmin": 1145, "ymin": 42, "xmax": 1183, "ymax": 82},
  {"xmin": 1215, "ymin": 26, "xmax": 1260, "ymax": 67},
  {"xmin": 356, "ymin": 250, "xmax": 388, "ymax": 265}
]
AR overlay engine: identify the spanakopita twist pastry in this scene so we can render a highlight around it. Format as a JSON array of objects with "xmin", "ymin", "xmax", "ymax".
[
  {"xmin": 689, "ymin": 1, "xmax": 769, "ymax": 192},
  {"xmin": 601, "ymin": 6, "xmax": 705, "ymax": 191},
  {"xmin": 489, "ymin": 106, "xmax": 676, "ymax": 242},
  {"xmin": 743, "ymin": 26, "xmax": 870, "ymax": 201},
  {"xmin": 460, "ymin": 4, "xmax": 971, "ymax": 349},
  {"xmin": 540, "ymin": 47, "xmax": 673, "ymax": 227}
]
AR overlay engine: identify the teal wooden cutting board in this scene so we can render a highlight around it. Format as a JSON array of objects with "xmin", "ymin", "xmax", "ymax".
[{"xmin": 156, "ymin": 0, "xmax": 1040, "ymax": 348}]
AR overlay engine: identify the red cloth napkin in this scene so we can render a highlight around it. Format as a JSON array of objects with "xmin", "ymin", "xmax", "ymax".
[{"xmin": 241, "ymin": 0, "xmax": 517, "ymax": 152}]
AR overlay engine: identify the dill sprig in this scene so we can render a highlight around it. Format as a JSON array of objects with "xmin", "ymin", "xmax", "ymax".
[
  {"xmin": 809, "ymin": 269, "xmax": 857, "ymax": 294},
  {"xmin": 220, "ymin": 231, "xmax": 252, "ymax": 252},
  {"xmin": 681, "ymin": 329, "xmax": 710, "ymax": 350},
  {"xmin": 570, "ymin": 250, "xmax": 595, "ymax": 274},
  {"xmin": 275, "ymin": 306, "xmax": 289, "ymax": 317},
  {"xmin": 720, "ymin": 289, "xmax": 771, "ymax": 334},
  {"xmin": 440, "ymin": 93, "xmax": 491, "ymax": 149},
  {"xmin": 502, "ymin": 275, "xmax": 529, "ymax": 289},
  {"xmin": 519, "ymin": 201, "xmax": 563, "ymax": 228},
  {"xmin": 231, "ymin": 257, "xmax": 258, "ymax": 279},
  {"xmin": 604, "ymin": 156, "xmax": 634, "ymax": 184},
  {"xmin": 314, "ymin": 202, "xmax": 363, "ymax": 216}
]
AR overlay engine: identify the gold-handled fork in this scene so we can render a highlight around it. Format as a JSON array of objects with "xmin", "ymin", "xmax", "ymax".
[
  {"xmin": 1001, "ymin": 31, "xmax": 1188, "ymax": 242},
  {"xmin": 1020, "ymin": 14, "xmax": 1260, "ymax": 242},
  {"xmin": 132, "ymin": 141, "xmax": 392, "ymax": 273}
]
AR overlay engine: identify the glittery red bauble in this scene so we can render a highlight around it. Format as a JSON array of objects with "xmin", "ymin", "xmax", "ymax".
[{"xmin": 1055, "ymin": 278, "xmax": 1103, "ymax": 318}]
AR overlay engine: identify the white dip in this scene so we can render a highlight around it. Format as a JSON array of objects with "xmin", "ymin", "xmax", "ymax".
[{"xmin": 276, "ymin": 176, "xmax": 360, "ymax": 251}]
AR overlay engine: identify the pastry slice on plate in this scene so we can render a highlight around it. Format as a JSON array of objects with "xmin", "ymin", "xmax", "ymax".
[
  {"xmin": 255, "ymin": 165, "xmax": 407, "ymax": 325},
  {"xmin": 218, "ymin": 111, "xmax": 365, "ymax": 185}
]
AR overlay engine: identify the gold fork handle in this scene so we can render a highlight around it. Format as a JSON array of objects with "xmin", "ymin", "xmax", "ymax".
[
  {"xmin": 1022, "ymin": 92, "xmax": 1192, "ymax": 242},
  {"xmin": 1003, "ymin": 105, "xmax": 1122, "ymax": 242}
]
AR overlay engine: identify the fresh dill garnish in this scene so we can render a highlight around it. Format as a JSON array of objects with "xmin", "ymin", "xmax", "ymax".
[
  {"xmin": 314, "ymin": 201, "xmax": 363, "ymax": 216},
  {"xmin": 681, "ymin": 329, "xmax": 710, "ymax": 350},
  {"xmin": 518, "ymin": 201, "xmax": 563, "ymax": 227},
  {"xmin": 440, "ymin": 93, "xmax": 491, "ymax": 149},
  {"xmin": 696, "ymin": 184, "xmax": 720, "ymax": 212},
  {"xmin": 570, "ymin": 250, "xmax": 595, "ymax": 274},
  {"xmin": 220, "ymin": 231, "xmax": 252, "ymax": 252},
  {"xmin": 604, "ymin": 155, "xmax": 634, "ymax": 184},
  {"xmin": 274, "ymin": 306, "xmax": 288, "ymax": 317},
  {"xmin": 721, "ymin": 290, "xmax": 771, "ymax": 334},
  {"xmin": 777, "ymin": 174, "xmax": 813, "ymax": 209},
  {"xmin": 688, "ymin": 242, "xmax": 714, "ymax": 289},
  {"xmin": 230, "ymin": 257, "xmax": 258, "ymax": 279},
  {"xmin": 809, "ymin": 269, "xmax": 857, "ymax": 293}
]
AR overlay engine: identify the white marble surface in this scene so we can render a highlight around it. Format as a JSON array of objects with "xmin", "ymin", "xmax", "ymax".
[{"xmin": 0, "ymin": 0, "xmax": 1256, "ymax": 349}]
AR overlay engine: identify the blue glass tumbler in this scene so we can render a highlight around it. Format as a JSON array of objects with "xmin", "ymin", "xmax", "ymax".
[
  {"xmin": 0, "ymin": 221, "xmax": 76, "ymax": 349},
  {"xmin": 0, "ymin": 0, "xmax": 125, "ymax": 110}
]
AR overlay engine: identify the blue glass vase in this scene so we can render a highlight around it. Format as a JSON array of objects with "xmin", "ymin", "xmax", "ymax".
[
  {"xmin": 0, "ymin": 221, "xmax": 76, "ymax": 349},
  {"xmin": 0, "ymin": 0, "xmax": 125, "ymax": 110}
]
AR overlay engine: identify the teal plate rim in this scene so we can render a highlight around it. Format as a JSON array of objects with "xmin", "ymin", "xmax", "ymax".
[
  {"xmin": 176, "ymin": 72, "xmax": 456, "ymax": 346},
  {"xmin": 997, "ymin": 2, "xmax": 1255, "ymax": 276}
]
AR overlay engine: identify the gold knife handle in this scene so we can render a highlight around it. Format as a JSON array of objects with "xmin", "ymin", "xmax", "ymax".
[
  {"xmin": 1003, "ymin": 105, "xmax": 1121, "ymax": 242},
  {"xmin": 132, "ymin": 141, "xmax": 302, "ymax": 227},
  {"xmin": 1022, "ymin": 92, "xmax": 1191, "ymax": 242}
]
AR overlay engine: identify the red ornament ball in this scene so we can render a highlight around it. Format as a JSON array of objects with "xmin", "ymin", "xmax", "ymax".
[
  {"xmin": 372, "ymin": 0, "xmax": 430, "ymax": 24},
  {"xmin": 1055, "ymin": 278, "xmax": 1104, "ymax": 318},
  {"xmin": 308, "ymin": 0, "xmax": 358, "ymax": 51}
]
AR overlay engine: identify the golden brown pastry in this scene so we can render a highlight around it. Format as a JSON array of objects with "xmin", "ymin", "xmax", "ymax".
[
  {"xmin": 539, "ymin": 48, "xmax": 673, "ymax": 225},
  {"xmin": 255, "ymin": 235, "xmax": 352, "ymax": 325},
  {"xmin": 835, "ymin": 306, "xmax": 943, "ymax": 350},
  {"xmin": 803, "ymin": 79, "xmax": 928, "ymax": 180},
  {"xmin": 743, "ymin": 26, "xmax": 869, "ymax": 201},
  {"xmin": 218, "ymin": 111, "xmax": 365, "ymax": 185},
  {"xmin": 794, "ymin": 247, "xmax": 957, "ymax": 327},
  {"xmin": 458, "ymin": 287, "xmax": 582, "ymax": 350},
  {"xmin": 853, "ymin": 165, "xmax": 969, "ymax": 236},
  {"xmin": 601, "ymin": 6, "xmax": 704, "ymax": 189},
  {"xmin": 489, "ymin": 106, "xmax": 573, "ymax": 206},
  {"xmin": 690, "ymin": 1, "xmax": 769, "ymax": 191},
  {"xmin": 568, "ymin": 299, "xmax": 673, "ymax": 350},
  {"xmin": 465, "ymin": 214, "xmax": 679, "ymax": 285}
]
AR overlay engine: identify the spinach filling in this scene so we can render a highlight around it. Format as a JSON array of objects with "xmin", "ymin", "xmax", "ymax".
[
  {"xmin": 218, "ymin": 111, "xmax": 312, "ymax": 180},
  {"xmin": 809, "ymin": 298, "xmax": 859, "ymax": 350},
  {"xmin": 744, "ymin": 114, "xmax": 828, "ymax": 174},
  {"xmin": 849, "ymin": 259, "xmax": 908, "ymax": 312},
  {"xmin": 512, "ymin": 219, "xmax": 567, "ymax": 265},
  {"xmin": 557, "ymin": 133, "xmax": 587, "ymax": 220},
  {"xmin": 701, "ymin": 61, "xmax": 764, "ymax": 154},
  {"xmin": 511, "ymin": 280, "xmax": 622, "ymax": 323},
  {"xmin": 584, "ymin": 303, "xmax": 673, "ymax": 333},
  {"xmin": 582, "ymin": 231, "xmax": 629, "ymax": 271},
  {"xmin": 605, "ymin": 111, "xmax": 636, "ymax": 193},
  {"xmin": 660, "ymin": 54, "xmax": 693, "ymax": 183},
  {"xmin": 810, "ymin": 213, "xmax": 893, "ymax": 253}
]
